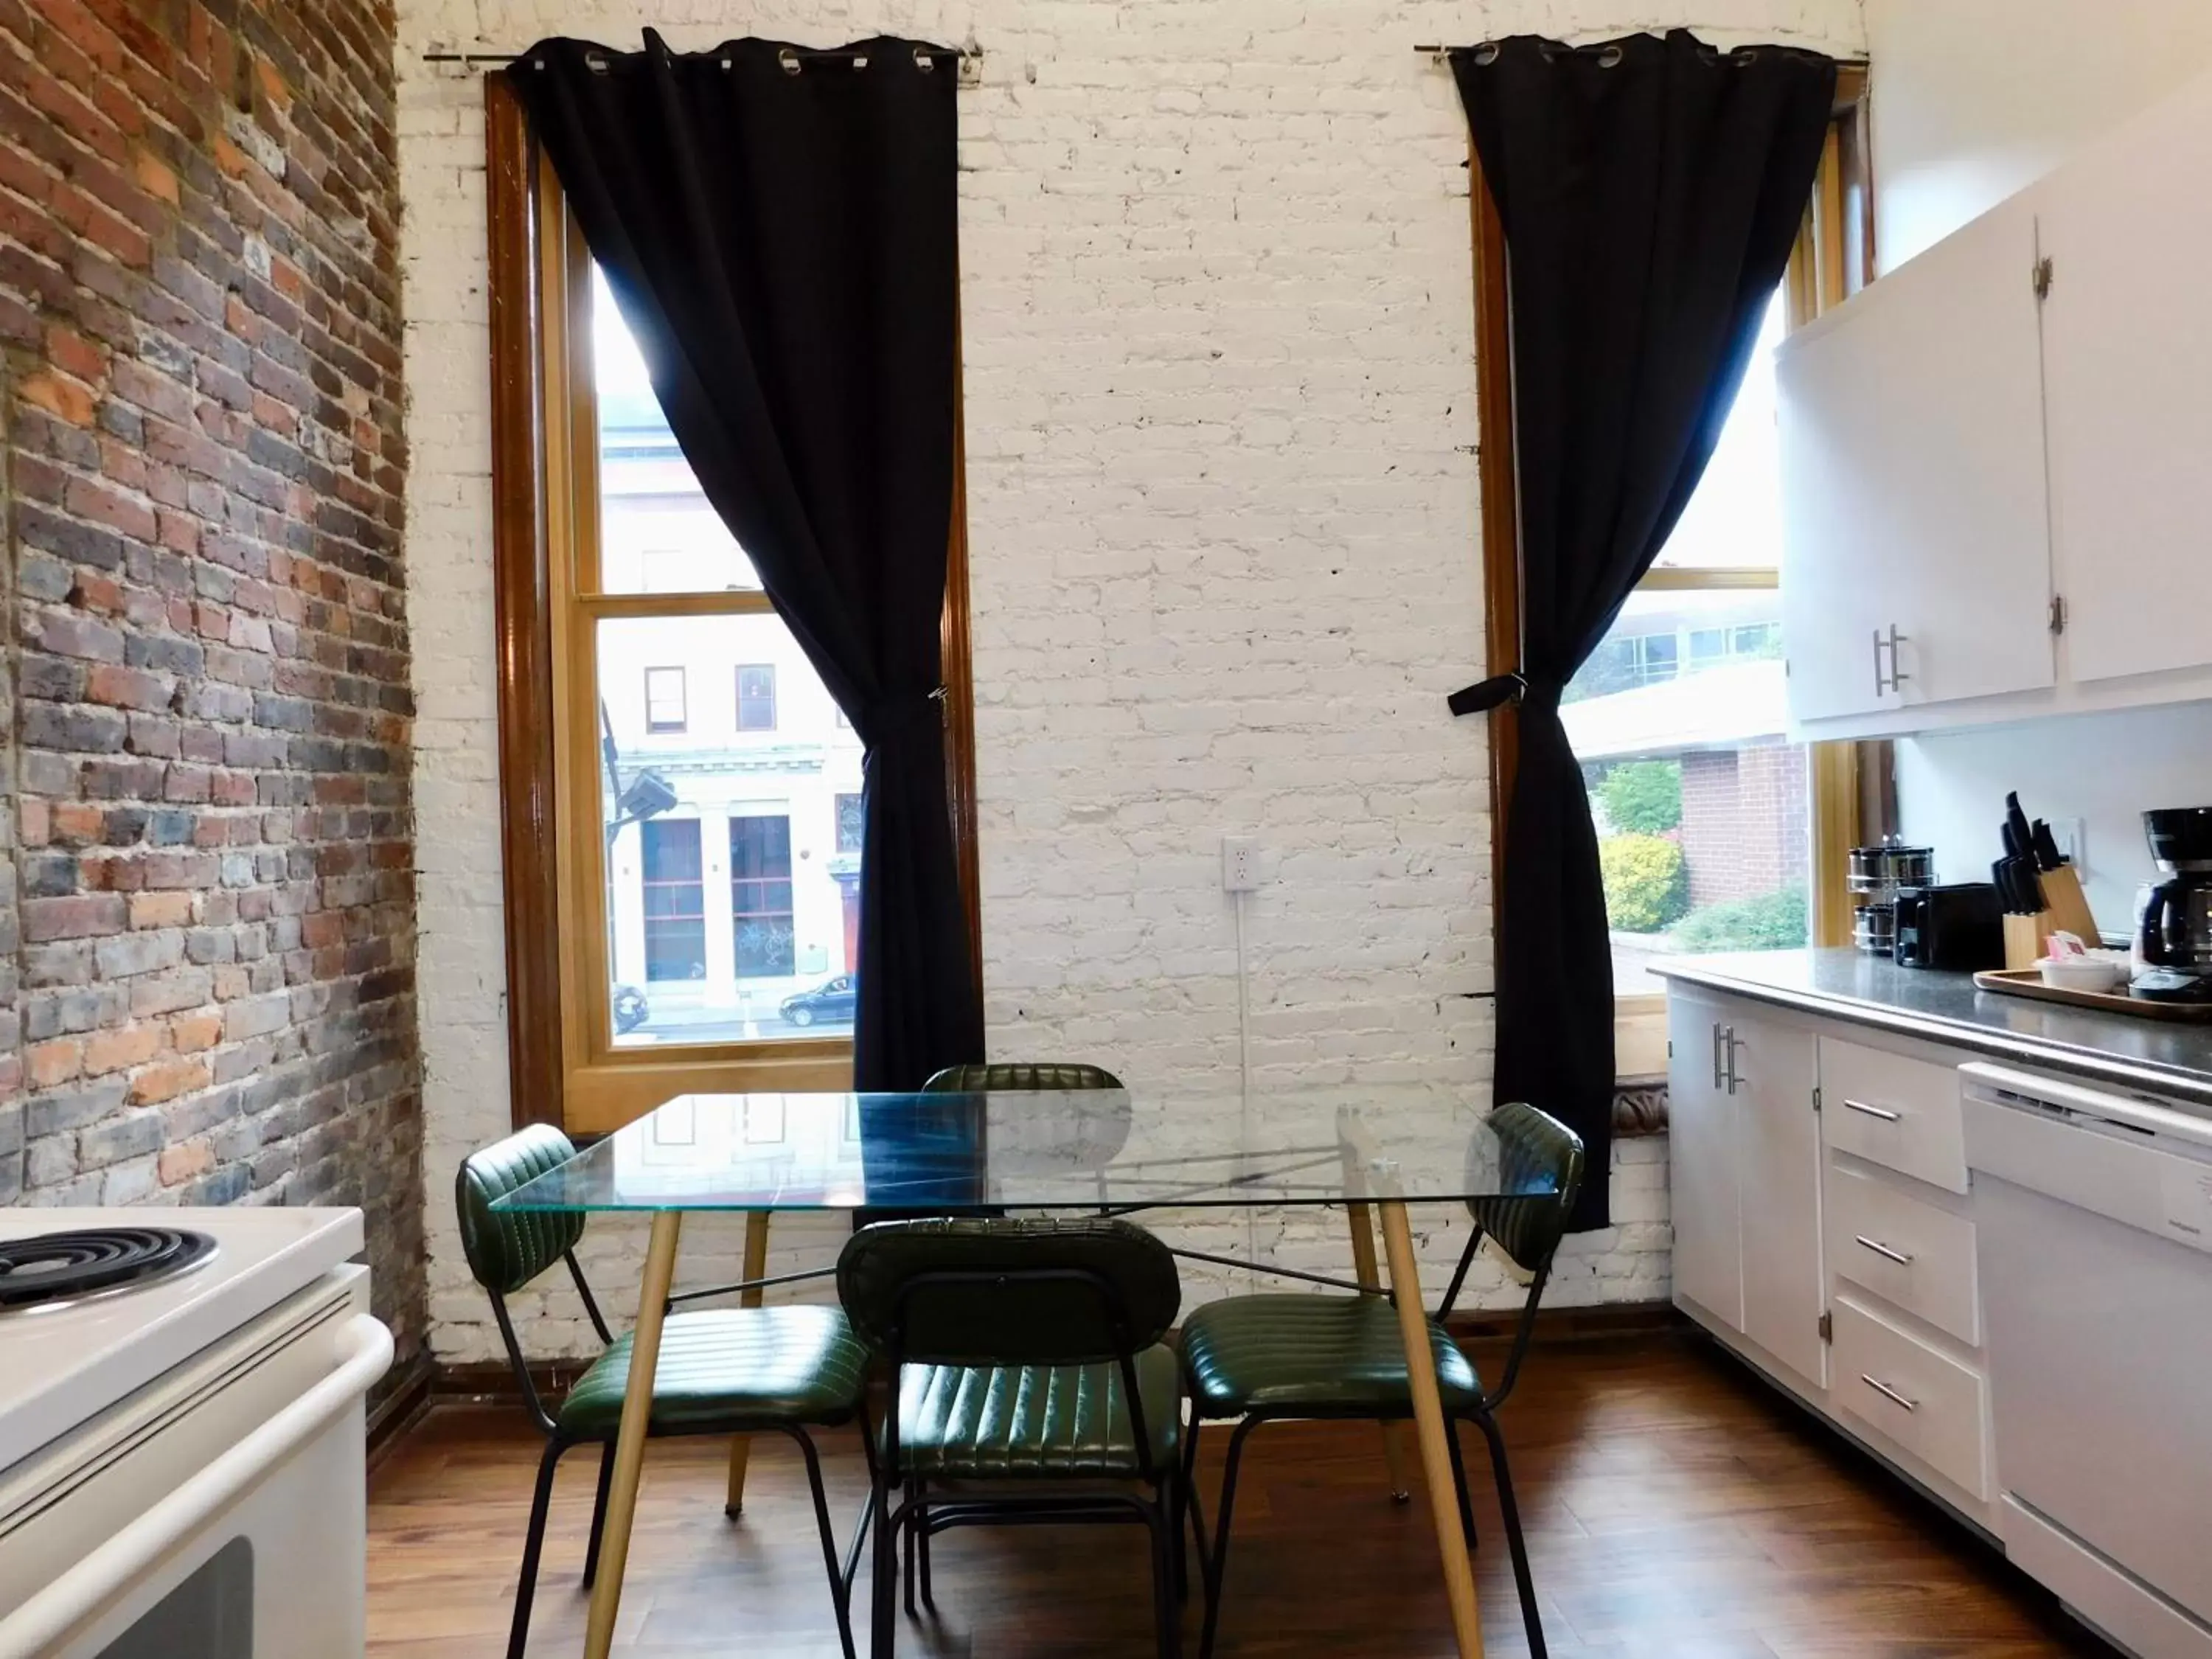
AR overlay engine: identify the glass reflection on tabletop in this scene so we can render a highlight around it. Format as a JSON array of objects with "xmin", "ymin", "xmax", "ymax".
[{"xmin": 491, "ymin": 1085, "xmax": 1565, "ymax": 1215}]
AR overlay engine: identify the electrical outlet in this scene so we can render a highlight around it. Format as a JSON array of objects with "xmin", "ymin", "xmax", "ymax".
[
  {"xmin": 2053, "ymin": 817, "xmax": 2087, "ymax": 872},
  {"xmin": 1221, "ymin": 836, "xmax": 1260, "ymax": 893}
]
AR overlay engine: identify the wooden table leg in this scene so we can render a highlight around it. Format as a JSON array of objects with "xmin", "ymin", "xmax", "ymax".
[
  {"xmin": 1377, "ymin": 1198, "xmax": 1486, "ymax": 1659},
  {"xmin": 1346, "ymin": 1200, "xmax": 1412, "ymax": 1501},
  {"xmin": 582, "ymin": 1209, "xmax": 683, "ymax": 1659},
  {"xmin": 724, "ymin": 1209, "xmax": 771, "ymax": 1516}
]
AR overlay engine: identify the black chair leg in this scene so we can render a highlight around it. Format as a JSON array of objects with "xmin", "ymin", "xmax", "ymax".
[
  {"xmin": 901, "ymin": 1477, "xmax": 920, "ymax": 1618},
  {"xmin": 871, "ymin": 1475, "xmax": 899, "ymax": 1659},
  {"xmin": 792, "ymin": 1430, "xmax": 858, "ymax": 1659},
  {"xmin": 1473, "ymin": 1409, "xmax": 1547, "ymax": 1659},
  {"xmin": 1180, "ymin": 1416, "xmax": 1208, "ymax": 1586},
  {"xmin": 915, "ymin": 1478, "xmax": 934, "ymax": 1611},
  {"xmin": 1148, "ymin": 1492, "xmax": 1183, "ymax": 1659},
  {"xmin": 1197, "ymin": 1419, "xmax": 1259, "ymax": 1659},
  {"xmin": 1444, "ymin": 1419, "xmax": 1479, "ymax": 1549},
  {"xmin": 507, "ymin": 1439, "xmax": 565, "ymax": 1659},
  {"xmin": 580, "ymin": 1440, "xmax": 616, "ymax": 1589}
]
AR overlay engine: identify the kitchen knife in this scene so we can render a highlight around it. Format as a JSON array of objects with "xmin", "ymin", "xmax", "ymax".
[
  {"xmin": 2031, "ymin": 819, "xmax": 2065, "ymax": 870},
  {"xmin": 2006, "ymin": 791, "xmax": 2037, "ymax": 861}
]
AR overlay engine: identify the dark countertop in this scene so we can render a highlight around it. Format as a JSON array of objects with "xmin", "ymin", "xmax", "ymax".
[{"xmin": 1652, "ymin": 947, "xmax": 2212, "ymax": 1112}]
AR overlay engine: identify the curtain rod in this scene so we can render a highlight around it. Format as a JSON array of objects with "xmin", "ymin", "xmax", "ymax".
[{"xmin": 422, "ymin": 44, "xmax": 978, "ymax": 74}]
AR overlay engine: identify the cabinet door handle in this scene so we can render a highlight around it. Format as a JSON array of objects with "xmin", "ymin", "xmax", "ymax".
[
  {"xmin": 1860, "ymin": 1373, "xmax": 1918, "ymax": 1412},
  {"xmin": 1711, "ymin": 1023, "xmax": 1727, "ymax": 1091},
  {"xmin": 1872, "ymin": 627, "xmax": 1888, "ymax": 697},
  {"xmin": 1854, "ymin": 1234, "xmax": 1914, "ymax": 1267},
  {"xmin": 1874, "ymin": 624, "xmax": 1912, "ymax": 695},
  {"xmin": 1841, "ymin": 1097, "xmax": 1902, "ymax": 1123},
  {"xmin": 1723, "ymin": 1028, "xmax": 1745, "ymax": 1095}
]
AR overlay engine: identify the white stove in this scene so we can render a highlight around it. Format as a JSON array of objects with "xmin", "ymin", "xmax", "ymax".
[{"xmin": 0, "ymin": 1208, "xmax": 390, "ymax": 1658}]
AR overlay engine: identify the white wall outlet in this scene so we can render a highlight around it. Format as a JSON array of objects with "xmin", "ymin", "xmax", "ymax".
[
  {"xmin": 2053, "ymin": 816, "xmax": 2087, "ymax": 872},
  {"xmin": 1221, "ymin": 835, "xmax": 1260, "ymax": 893}
]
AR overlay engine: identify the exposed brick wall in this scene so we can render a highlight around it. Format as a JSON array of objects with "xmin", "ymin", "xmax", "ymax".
[
  {"xmin": 0, "ymin": 0, "xmax": 422, "ymax": 1365},
  {"xmin": 1680, "ymin": 743, "xmax": 1811, "ymax": 906},
  {"xmin": 399, "ymin": 0, "xmax": 1864, "ymax": 1361}
]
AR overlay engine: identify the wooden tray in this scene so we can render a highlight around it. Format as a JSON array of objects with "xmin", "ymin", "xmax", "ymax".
[{"xmin": 1973, "ymin": 967, "xmax": 2212, "ymax": 1022}]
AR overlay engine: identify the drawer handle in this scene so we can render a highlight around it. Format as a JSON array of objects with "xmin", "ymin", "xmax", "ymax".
[
  {"xmin": 1860, "ymin": 1373, "xmax": 1918, "ymax": 1412},
  {"xmin": 1854, "ymin": 1234, "xmax": 1914, "ymax": 1267},
  {"xmin": 1842, "ymin": 1098, "xmax": 1902, "ymax": 1123}
]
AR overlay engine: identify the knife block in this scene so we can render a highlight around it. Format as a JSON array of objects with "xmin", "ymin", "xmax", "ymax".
[
  {"xmin": 2037, "ymin": 863, "xmax": 2102, "ymax": 944},
  {"xmin": 2003, "ymin": 911, "xmax": 2054, "ymax": 970}
]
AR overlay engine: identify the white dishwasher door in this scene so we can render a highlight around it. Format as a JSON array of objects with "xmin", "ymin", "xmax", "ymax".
[{"xmin": 1964, "ymin": 1064, "xmax": 2212, "ymax": 1644}]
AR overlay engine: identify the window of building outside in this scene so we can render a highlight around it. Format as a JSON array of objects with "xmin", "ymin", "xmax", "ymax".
[
  {"xmin": 737, "ymin": 664, "xmax": 777, "ymax": 731},
  {"xmin": 588, "ymin": 262, "xmax": 867, "ymax": 1047},
  {"xmin": 643, "ymin": 666, "xmax": 686, "ymax": 732},
  {"xmin": 1565, "ymin": 292, "xmax": 1812, "ymax": 996}
]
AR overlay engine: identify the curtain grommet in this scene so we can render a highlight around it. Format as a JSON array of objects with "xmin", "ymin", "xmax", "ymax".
[
  {"xmin": 1733, "ymin": 47, "xmax": 1761, "ymax": 66},
  {"xmin": 914, "ymin": 46, "xmax": 935, "ymax": 72},
  {"xmin": 1597, "ymin": 45, "xmax": 1624, "ymax": 69},
  {"xmin": 851, "ymin": 53, "xmax": 869, "ymax": 70},
  {"xmin": 779, "ymin": 46, "xmax": 801, "ymax": 75},
  {"xmin": 1472, "ymin": 41, "xmax": 1500, "ymax": 66}
]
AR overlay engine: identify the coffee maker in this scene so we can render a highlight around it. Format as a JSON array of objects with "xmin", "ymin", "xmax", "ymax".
[{"xmin": 2134, "ymin": 807, "xmax": 2212, "ymax": 1002}]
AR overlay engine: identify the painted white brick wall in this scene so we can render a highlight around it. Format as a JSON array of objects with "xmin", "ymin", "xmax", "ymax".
[{"xmin": 399, "ymin": 0, "xmax": 1865, "ymax": 1362}]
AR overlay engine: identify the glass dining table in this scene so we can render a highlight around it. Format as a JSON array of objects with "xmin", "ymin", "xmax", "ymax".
[{"xmin": 494, "ymin": 1085, "xmax": 1566, "ymax": 1659}]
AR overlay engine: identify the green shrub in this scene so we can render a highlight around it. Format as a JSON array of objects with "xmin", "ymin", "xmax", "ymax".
[
  {"xmin": 1670, "ymin": 886, "xmax": 1809, "ymax": 952},
  {"xmin": 1599, "ymin": 834, "xmax": 1688, "ymax": 933},
  {"xmin": 1597, "ymin": 759, "xmax": 1682, "ymax": 835}
]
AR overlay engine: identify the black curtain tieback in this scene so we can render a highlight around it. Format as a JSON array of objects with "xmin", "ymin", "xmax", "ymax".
[{"xmin": 1446, "ymin": 670, "xmax": 1526, "ymax": 717}]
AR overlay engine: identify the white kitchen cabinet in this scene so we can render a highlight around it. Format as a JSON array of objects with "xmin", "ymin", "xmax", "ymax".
[
  {"xmin": 1666, "ymin": 995, "xmax": 1742, "ymax": 1331},
  {"xmin": 2038, "ymin": 69, "xmax": 2212, "ymax": 689},
  {"xmin": 1666, "ymin": 997, "xmax": 1823, "ymax": 1384},
  {"xmin": 1733, "ymin": 1018, "xmax": 1824, "ymax": 1388},
  {"xmin": 1777, "ymin": 190, "xmax": 2055, "ymax": 727}
]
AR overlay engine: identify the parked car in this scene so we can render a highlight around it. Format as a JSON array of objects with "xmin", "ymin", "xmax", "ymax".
[
  {"xmin": 613, "ymin": 984, "xmax": 650, "ymax": 1035},
  {"xmin": 779, "ymin": 975, "xmax": 855, "ymax": 1027}
]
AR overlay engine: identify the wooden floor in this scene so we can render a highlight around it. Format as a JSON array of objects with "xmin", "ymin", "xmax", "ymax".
[{"xmin": 367, "ymin": 1335, "xmax": 2109, "ymax": 1658}]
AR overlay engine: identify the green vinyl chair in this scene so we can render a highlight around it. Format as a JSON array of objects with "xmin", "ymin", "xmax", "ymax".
[
  {"xmin": 838, "ymin": 1217, "xmax": 1189, "ymax": 1658},
  {"xmin": 457, "ymin": 1125, "xmax": 872, "ymax": 1659},
  {"xmin": 1175, "ymin": 1102, "xmax": 1585, "ymax": 1659}
]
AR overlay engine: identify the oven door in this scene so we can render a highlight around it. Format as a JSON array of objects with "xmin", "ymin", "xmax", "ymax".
[{"xmin": 0, "ymin": 1270, "xmax": 390, "ymax": 1659}]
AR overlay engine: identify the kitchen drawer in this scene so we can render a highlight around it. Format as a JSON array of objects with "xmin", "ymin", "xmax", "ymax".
[
  {"xmin": 1826, "ymin": 1162, "xmax": 1980, "ymax": 1345},
  {"xmin": 1820, "ymin": 1038, "xmax": 1969, "ymax": 1194},
  {"xmin": 1831, "ymin": 1296, "xmax": 1989, "ymax": 1500}
]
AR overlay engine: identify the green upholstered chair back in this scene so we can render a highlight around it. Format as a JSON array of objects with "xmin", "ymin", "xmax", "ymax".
[
  {"xmin": 456, "ymin": 1124, "xmax": 588, "ymax": 1296},
  {"xmin": 921, "ymin": 1061, "xmax": 1125, "ymax": 1092},
  {"xmin": 1467, "ymin": 1102, "xmax": 1586, "ymax": 1276},
  {"xmin": 838, "ymin": 1217, "xmax": 1179, "ymax": 1366}
]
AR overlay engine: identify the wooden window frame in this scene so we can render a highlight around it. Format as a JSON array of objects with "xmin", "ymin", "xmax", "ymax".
[
  {"xmin": 1470, "ymin": 66, "xmax": 1878, "ymax": 1079},
  {"xmin": 485, "ymin": 77, "xmax": 982, "ymax": 1133}
]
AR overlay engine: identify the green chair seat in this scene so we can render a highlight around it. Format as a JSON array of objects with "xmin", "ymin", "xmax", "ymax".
[
  {"xmin": 559, "ymin": 1305, "xmax": 869, "ymax": 1436},
  {"xmin": 1179, "ymin": 1293, "xmax": 1481, "ymax": 1419},
  {"xmin": 891, "ymin": 1343, "xmax": 1181, "ymax": 1478}
]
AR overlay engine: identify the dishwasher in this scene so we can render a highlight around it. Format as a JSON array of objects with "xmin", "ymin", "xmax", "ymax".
[{"xmin": 1962, "ymin": 1062, "xmax": 2212, "ymax": 1659}]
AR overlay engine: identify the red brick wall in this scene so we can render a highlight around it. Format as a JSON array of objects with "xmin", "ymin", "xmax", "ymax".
[
  {"xmin": 0, "ymin": 0, "xmax": 419, "ymax": 1364},
  {"xmin": 1680, "ymin": 745, "xmax": 1809, "ymax": 908}
]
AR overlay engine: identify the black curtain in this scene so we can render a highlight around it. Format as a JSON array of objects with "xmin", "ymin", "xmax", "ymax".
[
  {"xmin": 1450, "ymin": 32, "xmax": 1834, "ymax": 1228},
  {"xmin": 512, "ymin": 34, "xmax": 982, "ymax": 1090}
]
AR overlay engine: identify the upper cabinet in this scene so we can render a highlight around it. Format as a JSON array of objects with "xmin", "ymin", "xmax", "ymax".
[
  {"xmin": 2039, "ymin": 70, "xmax": 2212, "ymax": 689},
  {"xmin": 1775, "ymin": 66, "xmax": 2212, "ymax": 738},
  {"xmin": 1777, "ymin": 193, "xmax": 2055, "ymax": 724}
]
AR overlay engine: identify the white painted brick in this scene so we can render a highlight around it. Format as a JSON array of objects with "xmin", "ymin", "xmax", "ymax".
[{"xmin": 399, "ymin": 0, "xmax": 1860, "ymax": 1359}]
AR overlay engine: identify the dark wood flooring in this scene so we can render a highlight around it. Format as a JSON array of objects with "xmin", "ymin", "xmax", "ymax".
[{"xmin": 366, "ymin": 1334, "xmax": 2110, "ymax": 1658}]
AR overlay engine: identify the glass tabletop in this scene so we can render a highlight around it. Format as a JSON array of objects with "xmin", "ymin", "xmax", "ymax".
[{"xmin": 493, "ymin": 1088, "xmax": 1563, "ymax": 1214}]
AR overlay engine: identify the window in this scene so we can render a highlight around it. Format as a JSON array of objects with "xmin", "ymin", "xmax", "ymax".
[
  {"xmin": 835, "ymin": 793, "xmax": 865, "ymax": 855},
  {"xmin": 731, "ymin": 816, "xmax": 796, "ymax": 977},
  {"xmin": 737, "ymin": 664, "xmax": 777, "ymax": 731},
  {"xmin": 643, "ymin": 666, "xmax": 686, "ymax": 732},
  {"xmin": 639, "ymin": 820, "xmax": 707, "ymax": 981},
  {"xmin": 1470, "ymin": 66, "xmax": 1881, "ymax": 1071},
  {"xmin": 484, "ymin": 81, "xmax": 979, "ymax": 1132}
]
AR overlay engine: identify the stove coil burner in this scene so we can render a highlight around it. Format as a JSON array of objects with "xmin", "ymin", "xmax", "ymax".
[{"xmin": 0, "ymin": 1226, "xmax": 216, "ymax": 1310}]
